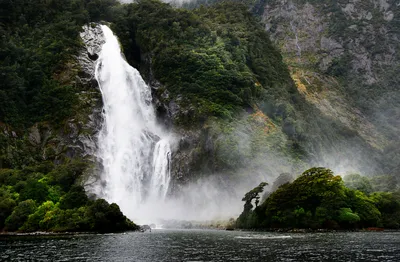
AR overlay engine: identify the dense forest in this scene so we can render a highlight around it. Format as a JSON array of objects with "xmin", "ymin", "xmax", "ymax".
[
  {"xmin": 0, "ymin": 0, "xmax": 399, "ymax": 232},
  {"xmin": 111, "ymin": 0, "xmax": 294, "ymax": 124},
  {"xmin": 237, "ymin": 168, "xmax": 400, "ymax": 230}
]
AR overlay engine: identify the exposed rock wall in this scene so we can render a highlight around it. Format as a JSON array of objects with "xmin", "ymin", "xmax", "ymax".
[
  {"xmin": 263, "ymin": 0, "xmax": 399, "ymax": 84},
  {"xmin": 261, "ymin": 0, "xmax": 400, "ymax": 174},
  {"xmin": 48, "ymin": 23, "xmax": 104, "ymax": 165},
  {"xmin": 0, "ymin": 24, "xmax": 105, "ymax": 172}
]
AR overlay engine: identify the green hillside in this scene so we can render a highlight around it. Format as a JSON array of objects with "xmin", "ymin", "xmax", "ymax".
[{"xmin": 0, "ymin": 0, "xmax": 398, "ymax": 232}]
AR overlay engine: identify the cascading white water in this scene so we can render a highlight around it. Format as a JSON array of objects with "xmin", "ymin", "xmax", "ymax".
[{"xmin": 94, "ymin": 25, "xmax": 171, "ymax": 222}]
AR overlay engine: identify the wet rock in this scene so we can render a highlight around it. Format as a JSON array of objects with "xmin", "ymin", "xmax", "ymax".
[
  {"xmin": 46, "ymin": 23, "xmax": 105, "ymax": 165},
  {"xmin": 78, "ymin": 23, "xmax": 105, "ymax": 88}
]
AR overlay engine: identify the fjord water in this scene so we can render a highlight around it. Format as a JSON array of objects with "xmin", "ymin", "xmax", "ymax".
[
  {"xmin": 93, "ymin": 25, "xmax": 171, "ymax": 222},
  {"xmin": 1, "ymin": 230, "xmax": 400, "ymax": 261}
]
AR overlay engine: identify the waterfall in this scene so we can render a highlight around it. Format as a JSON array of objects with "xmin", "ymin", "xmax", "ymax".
[{"xmin": 94, "ymin": 25, "xmax": 171, "ymax": 222}]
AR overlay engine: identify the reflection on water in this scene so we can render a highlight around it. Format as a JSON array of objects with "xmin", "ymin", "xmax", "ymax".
[{"xmin": 1, "ymin": 230, "xmax": 400, "ymax": 261}]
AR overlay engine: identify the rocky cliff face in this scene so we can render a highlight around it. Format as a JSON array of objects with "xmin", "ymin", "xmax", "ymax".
[
  {"xmin": 0, "ymin": 24, "xmax": 104, "ymax": 172},
  {"xmin": 263, "ymin": 0, "xmax": 399, "ymax": 83},
  {"xmin": 261, "ymin": 0, "xmax": 400, "ymax": 174},
  {"xmin": 74, "ymin": 24, "xmax": 105, "ymax": 160},
  {"xmin": 47, "ymin": 23, "xmax": 104, "ymax": 165}
]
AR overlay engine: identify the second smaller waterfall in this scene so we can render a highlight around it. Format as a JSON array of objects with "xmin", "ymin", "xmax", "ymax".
[{"xmin": 150, "ymin": 139, "xmax": 171, "ymax": 200}]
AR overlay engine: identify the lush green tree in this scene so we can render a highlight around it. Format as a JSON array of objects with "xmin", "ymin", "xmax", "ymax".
[
  {"xmin": 57, "ymin": 207, "xmax": 90, "ymax": 232},
  {"xmin": 0, "ymin": 157, "xmax": 137, "ymax": 232},
  {"xmin": 337, "ymin": 208, "xmax": 360, "ymax": 228},
  {"xmin": 370, "ymin": 192, "xmax": 400, "ymax": 228},
  {"xmin": 242, "ymin": 182, "xmax": 268, "ymax": 209},
  {"xmin": 236, "ymin": 167, "xmax": 394, "ymax": 230},
  {"xmin": 19, "ymin": 178, "xmax": 49, "ymax": 203},
  {"xmin": 5, "ymin": 199, "xmax": 37, "ymax": 231},
  {"xmin": 264, "ymin": 168, "xmax": 347, "ymax": 221},
  {"xmin": 236, "ymin": 182, "xmax": 268, "ymax": 228},
  {"xmin": 59, "ymin": 185, "xmax": 88, "ymax": 210},
  {"xmin": 38, "ymin": 206, "xmax": 66, "ymax": 231},
  {"xmin": 345, "ymin": 189, "xmax": 381, "ymax": 227},
  {"xmin": 47, "ymin": 160, "xmax": 87, "ymax": 191},
  {"xmin": 0, "ymin": 186, "xmax": 17, "ymax": 229},
  {"xmin": 86, "ymin": 0, "xmax": 118, "ymax": 21},
  {"xmin": 21, "ymin": 201, "xmax": 56, "ymax": 232},
  {"xmin": 86, "ymin": 199, "xmax": 138, "ymax": 232},
  {"xmin": 47, "ymin": 186, "xmax": 63, "ymax": 203}
]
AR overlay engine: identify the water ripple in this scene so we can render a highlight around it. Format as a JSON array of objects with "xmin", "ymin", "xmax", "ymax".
[{"xmin": 1, "ymin": 230, "xmax": 400, "ymax": 261}]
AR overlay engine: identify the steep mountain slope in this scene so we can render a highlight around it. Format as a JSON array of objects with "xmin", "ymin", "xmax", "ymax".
[
  {"xmin": 171, "ymin": 0, "xmax": 400, "ymax": 177},
  {"xmin": 110, "ymin": 0, "xmax": 305, "ymax": 187},
  {"xmin": 261, "ymin": 0, "xmax": 400, "ymax": 175},
  {"xmin": 112, "ymin": 1, "xmax": 386, "ymax": 186},
  {"xmin": 1, "ymin": 0, "xmax": 399, "ymax": 229}
]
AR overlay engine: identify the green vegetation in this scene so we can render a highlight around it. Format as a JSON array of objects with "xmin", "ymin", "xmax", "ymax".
[
  {"xmin": 111, "ymin": 0, "xmax": 310, "ymax": 175},
  {"xmin": 0, "ymin": 0, "xmax": 122, "ymax": 128},
  {"xmin": 237, "ymin": 168, "xmax": 400, "ymax": 230},
  {"xmin": 0, "ymin": 161, "xmax": 137, "ymax": 233},
  {"xmin": 112, "ymin": 0, "xmax": 293, "ymax": 124},
  {"xmin": 1, "ymin": 0, "xmax": 398, "ymax": 233},
  {"xmin": 0, "ymin": 0, "xmax": 140, "ymax": 233}
]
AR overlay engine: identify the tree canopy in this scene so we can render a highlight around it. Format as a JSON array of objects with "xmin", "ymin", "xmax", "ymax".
[{"xmin": 237, "ymin": 168, "xmax": 400, "ymax": 229}]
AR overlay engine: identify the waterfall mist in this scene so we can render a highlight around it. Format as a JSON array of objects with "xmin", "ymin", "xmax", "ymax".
[
  {"xmin": 89, "ymin": 25, "xmax": 350, "ymax": 226},
  {"xmin": 89, "ymin": 25, "xmax": 258, "ymax": 225}
]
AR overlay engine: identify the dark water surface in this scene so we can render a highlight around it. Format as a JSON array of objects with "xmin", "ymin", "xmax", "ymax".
[{"xmin": 1, "ymin": 229, "xmax": 399, "ymax": 261}]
